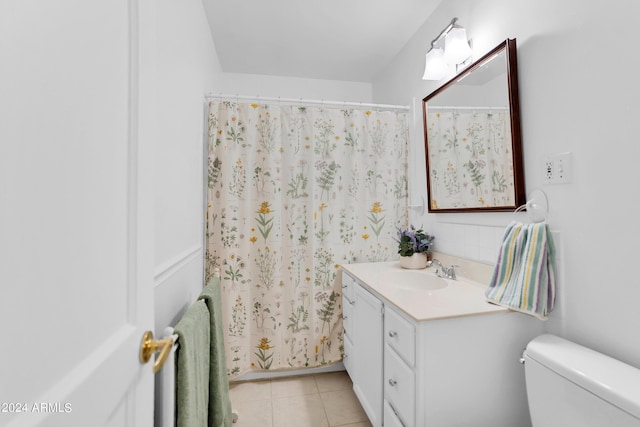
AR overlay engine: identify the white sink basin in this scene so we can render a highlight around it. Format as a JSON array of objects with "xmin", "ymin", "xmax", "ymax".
[{"xmin": 379, "ymin": 270, "xmax": 448, "ymax": 291}]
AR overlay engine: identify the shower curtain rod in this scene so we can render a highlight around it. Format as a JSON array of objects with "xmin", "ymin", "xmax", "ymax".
[{"xmin": 205, "ymin": 93, "xmax": 410, "ymax": 111}]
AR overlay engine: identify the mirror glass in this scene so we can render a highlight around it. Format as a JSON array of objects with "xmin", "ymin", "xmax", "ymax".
[{"xmin": 422, "ymin": 39, "xmax": 525, "ymax": 212}]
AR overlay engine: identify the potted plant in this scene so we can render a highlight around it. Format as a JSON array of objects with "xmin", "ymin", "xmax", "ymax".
[{"xmin": 395, "ymin": 225, "xmax": 435, "ymax": 269}]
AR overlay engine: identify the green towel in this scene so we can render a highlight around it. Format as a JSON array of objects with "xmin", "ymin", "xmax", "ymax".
[
  {"xmin": 199, "ymin": 275, "xmax": 234, "ymax": 427},
  {"xmin": 174, "ymin": 300, "xmax": 210, "ymax": 427}
]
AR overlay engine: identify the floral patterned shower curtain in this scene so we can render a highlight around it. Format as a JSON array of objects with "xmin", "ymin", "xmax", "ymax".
[
  {"xmin": 426, "ymin": 109, "xmax": 514, "ymax": 209},
  {"xmin": 205, "ymin": 100, "xmax": 408, "ymax": 378}
]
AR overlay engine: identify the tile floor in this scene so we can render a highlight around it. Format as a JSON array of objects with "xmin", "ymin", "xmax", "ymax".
[{"xmin": 229, "ymin": 370, "xmax": 373, "ymax": 427}]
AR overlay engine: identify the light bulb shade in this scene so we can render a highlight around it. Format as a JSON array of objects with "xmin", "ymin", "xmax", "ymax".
[
  {"xmin": 422, "ymin": 48, "xmax": 447, "ymax": 80},
  {"xmin": 444, "ymin": 26, "xmax": 472, "ymax": 64}
]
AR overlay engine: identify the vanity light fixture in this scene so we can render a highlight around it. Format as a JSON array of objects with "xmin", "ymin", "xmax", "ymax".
[
  {"xmin": 422, "ymin": 17, "xmax": 472, "ymax": 80},
  {"xmin": 423, "ymin": 48, "xmax": 447, "ymax": 80}
]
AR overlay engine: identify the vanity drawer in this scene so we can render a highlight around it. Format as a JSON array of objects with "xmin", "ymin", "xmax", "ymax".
[
  {"xmin": 385, "ymin": 306, "xmax": 415, "ymax": 367},
  {"xmin": 384, "ymin": 345, "xmax": 415, "ymax": 427},
  {"xmin": 341, "ymin": 271, "xmax": 356, "ymax": 303}
]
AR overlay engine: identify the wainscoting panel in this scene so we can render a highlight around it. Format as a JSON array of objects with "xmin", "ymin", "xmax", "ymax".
[{"xmin": 154, "ymin": 245, "xmax": 204, "ymax": 335}]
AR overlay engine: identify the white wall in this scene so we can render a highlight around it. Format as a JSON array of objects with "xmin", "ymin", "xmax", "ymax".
[
  {"xmin": 149, "ymin": 1, "xmax": 373, "ymax": 334},
  {"xmin": 140, "ymin": 0, "xmax": 218, "ymax": 336},
  {"xmin": 211, "ymin": 72, "xmax": 372, "ymax": 103},
  {"xmin": 139, "ymin": 1, "xmax": 221, "ymax": 422},
  {"xmin": 200, "ymin": 0, "xmax": 373, "ymax": 103},
  {"xmin": 373, "ymin": 0, "xmax": 640, "ymax": 368}
]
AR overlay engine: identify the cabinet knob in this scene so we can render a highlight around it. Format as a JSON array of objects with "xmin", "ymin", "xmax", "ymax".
[
  {"xmin": 388, "ymin": 331, "xmax": 398, "ymax": 338},
  {"xmin": 342, "ymin": 284, "xmax": 348, "ymax": 289},
  {"xmin": 388, "ymin": 379, "xmax": 397, "ymax": 387},
  {"xmin": 342, "ymin": 315, "xmax": 348, "ymax": 320}
]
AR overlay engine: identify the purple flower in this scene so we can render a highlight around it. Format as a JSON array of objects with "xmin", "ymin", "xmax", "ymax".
[{"xmin": 395, "ymin": 226, "xmax": 435, "ymax": 257}]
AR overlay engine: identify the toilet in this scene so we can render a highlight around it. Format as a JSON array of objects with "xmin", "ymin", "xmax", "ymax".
[{"xmin": 523, "ymin": 334, "xmax": 640, "ymax": 426}]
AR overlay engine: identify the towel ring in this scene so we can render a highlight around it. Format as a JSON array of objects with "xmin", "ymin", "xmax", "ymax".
[{"xmin": 513, "ymin": 189, "xmax": 548, "ymax": 223}]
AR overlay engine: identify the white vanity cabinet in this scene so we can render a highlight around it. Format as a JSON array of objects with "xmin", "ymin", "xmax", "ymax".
[
  {"xmin": 342, "ymin": 263, "xmax": 543, "ymax": 427},
  {"xmin": 342, "ymin": 271, "xmax": 384, "ymax": 427},
  {"xmin": 342, "ymin": 270, "xmax": 416, "ymax": 426}
]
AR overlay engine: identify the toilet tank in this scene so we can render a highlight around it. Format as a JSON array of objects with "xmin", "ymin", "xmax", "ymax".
[{"xmin": 524, "ymin": 334, "xmax": 640, "ymax": 427}]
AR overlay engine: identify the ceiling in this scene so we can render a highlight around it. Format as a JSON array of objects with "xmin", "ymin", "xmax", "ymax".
[{"xmin": 203, "ymin": 0, "xmax": 442, "ymax": 82}]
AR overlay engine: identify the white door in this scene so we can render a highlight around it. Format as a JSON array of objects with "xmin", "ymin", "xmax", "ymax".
[{"xmin": 0, "ymin": 1, "xmax": 155, "ymax": 426}]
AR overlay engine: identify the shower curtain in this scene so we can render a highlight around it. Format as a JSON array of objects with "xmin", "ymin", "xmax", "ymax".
[
  {"xmin": 205, "ymin": 100, "xmax": 408, "ymax": 377},
  {"xmin": 426, "ymin": 109, "xmax": 514, "ymax": 208}
]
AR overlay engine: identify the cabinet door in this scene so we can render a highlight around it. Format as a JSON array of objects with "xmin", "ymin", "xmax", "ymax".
[
  {"xmin": 342, "ymin": 272, "xmax": 356, "ymax": 378},
  {"xmin": 343, "ymin": 334, "xmax": 354, "ymax": 375},
  {"xmin": 353, "ymin": 283, "xmax": 384, "ymax": 427},
  {"xmin": 384, "ymin": 400, "xmax": 406, "ymax": 427}
]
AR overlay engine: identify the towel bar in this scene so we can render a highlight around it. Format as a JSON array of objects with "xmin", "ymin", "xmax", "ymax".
[{"xmin": 513, "ymin": 189, "xmax": 548, "ymax": 223}]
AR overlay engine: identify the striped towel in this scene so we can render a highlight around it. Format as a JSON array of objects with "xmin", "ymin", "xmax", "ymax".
[{"xmin": 485, "ymin": 221, "xmax": 556, "ymax": 320}]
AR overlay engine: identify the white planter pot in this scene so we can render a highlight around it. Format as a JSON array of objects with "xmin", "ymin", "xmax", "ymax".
[{"xmin": 399, "ymin": 253, "xmax": 428, "ymax": 269}]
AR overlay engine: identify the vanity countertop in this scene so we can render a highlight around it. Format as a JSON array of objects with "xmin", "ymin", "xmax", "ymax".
[{"xmin": 341, "ymin": 261, "xmax": 508, "ymax": 322}]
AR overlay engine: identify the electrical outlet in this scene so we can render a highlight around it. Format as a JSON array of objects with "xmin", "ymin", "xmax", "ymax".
[
  {"xmin": 545, "ymin": 160, "xmax": 554, "ymax": 181},
  {"xmin": 543, "ymin": 152, "xmax": 572, "ymax": 184}
]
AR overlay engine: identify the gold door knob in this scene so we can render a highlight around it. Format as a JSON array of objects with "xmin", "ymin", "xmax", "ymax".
[{"xmin": 140, "ymin": 330, "xmax": 174, "ymax": 373}]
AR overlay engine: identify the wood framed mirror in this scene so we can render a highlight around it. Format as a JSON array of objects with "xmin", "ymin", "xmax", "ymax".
[{"xmin": 422, "ymin": 38, "xmax": 525, "ymax": 212}]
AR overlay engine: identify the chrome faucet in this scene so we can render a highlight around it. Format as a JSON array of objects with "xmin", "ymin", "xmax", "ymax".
[
  {"xmin": 429, "ymin": 259, "xmax": 444, "ymax": 274},
  {"xmin": 428, "ymin": 258, "xmax": 459, "ymax": 280}
]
